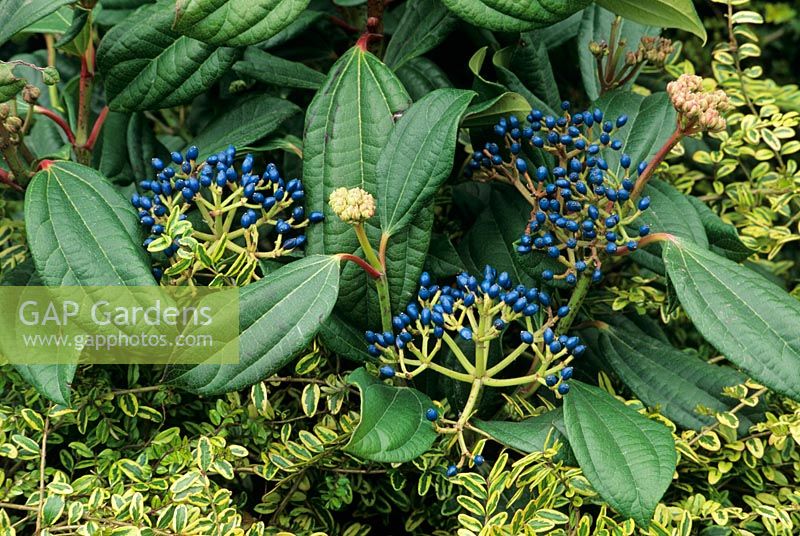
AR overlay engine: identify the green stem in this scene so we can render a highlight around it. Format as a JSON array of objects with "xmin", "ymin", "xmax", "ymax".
[
  {"xmin": 557, "ymin": 273, "xmax": 591, "ymax": 335},
  {"xmin": 484, "ymin": 373, "xmax": 540, "ymax": 388},
  {"xmin": 457, "ymin": 379, "xmax": 483, "ymax": 429},
  {"xmin": 355, "ymin": 225, "xmax": 392, "ymax": 333},
  {"xmin": 441, "ymin": 332, "xmax": 475, "ymax": 374},
  {"xmin": 485, "ymin": 342, "xmax": 529, "ymax": 377}
]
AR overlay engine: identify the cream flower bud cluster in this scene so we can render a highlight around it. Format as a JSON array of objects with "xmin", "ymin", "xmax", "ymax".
[
  {"xmin": 329, "ymin": 187, "xmax": 376, "ymax": 224},
  {"xmin": 667, "ymin": 74, "xmax": 731, "ymax": 132},
  {"xmin": 626, "ymin": 36, "xmax": 675, "ymax": 67}
]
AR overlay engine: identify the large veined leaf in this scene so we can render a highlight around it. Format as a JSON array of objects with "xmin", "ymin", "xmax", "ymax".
[
  {"xmin": 474, "ymin": 408, "xmax": 572, "ymax": 459},
  {"xmin": 24, "ymin": 162, "xmax": 155, "ymax": 286},
  {"xmin": 502, "ymin": 32, "xmax": 561, "ymax": 112},
  {"xmin": 593, "ymin": 91, "xmax": 676, "ymax": 177},
  {"xmin": 233, "ymin": 47, "xmax": 325, "ymax": 90},
  {"xmin": 578, "ymin": 5, "xmax": 658, "ymax": 101},
  {"xmin": 662, "ymin": 237, "xmax": 800, "ymax": 400},
  {"xmin": 458, "ymin": 185, "xmax": 561, "ymax": 287},
  {"xmin": 563, "ymin": 381, "xmax": 676, "ymax": 527},
  {"xmin": 318, "ymin": 314, "xmax": 375, "ymax": 363},
  {"xmin": 383, "ymin": 0, "xmax": 458, "ymax": 70},
  {"xmin": 96, "ymin": 1, "xmax": 240, "ymax": 112},
  {"xmin": 344, "ymin": 367, "xmax": 436, "ymax": 462},
  {"xmin": 687, "ymin": 196, "xmax": 753, "ymax": 262},
  {"xmin": 186, "ymin": 93, "xmax": 300, "ymax": 160},
  {"xmin": 0, "ymin": 260, "xmax": 74, "ymax": 406},
  {"xmin": 440, "ymin": 0, "xmax": 591, "ymax": 32},
  {"xmin": 0, "ymin": 0, "xmax": 73, "ymax": 47},
  {"xmin": 395, "ymin": 58, "xmax": 452, "ymax": 101},
  {"xmin": 303, "ymin": 45, "xmax": 413, "ymax": 327},
  {"xmin": 597, "ymin": 0, "xmax": 706, "ymax": 43},
  {"xmin": 169, "ymin": 255, "xmax": 340, "ymax": 395},
  {"xmin": 377, "ymin": 88, "xmax": 475, "ymax": 236},
  {"xmin": 590, "ymin": 317, "xmax": 753, "ymax": 431},
  {"xmin": 174, "ymin": 0, "xmax": 310, "ymax": 47},
  {"xmin": 638, "ymin": 180, "xmax": 707, "ymax": 247}
]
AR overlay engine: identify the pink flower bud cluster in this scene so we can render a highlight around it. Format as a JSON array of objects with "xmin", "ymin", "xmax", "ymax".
[{"xmin": 667, "ymin": 74, "xmax": 731, "ymax": 132}]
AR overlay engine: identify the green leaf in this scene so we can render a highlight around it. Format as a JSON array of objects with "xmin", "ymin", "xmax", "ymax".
[
  {"xmin": 0, "ymin": 64, "xmax": 26, "ymax": 102},
  {"xmin": 638, "ymin": 180, "xmax": 707, "ymax": 247},
  {"xmin": 395, "ymin": 57, "xmax": 452, "ymax": 101},
  {"xmin": 169, "ymin": 255, "xmax": 339, "ymax": 395},
  {"xmin": 458, "ymin": 185, "xmax": 560, "ymax": 286},
  {"xmin": 474, "ymin": 408, "xmax": 571, "ymax": 457},
  {"xmin": 24, "ymin": 162, "xmax": 155, "ymax": 286},
  {"xmin": 175, "ymin": 0, "xmax": 311, "ymax": 46},
  {"xmin": 304, "ymin": 46, "xmax": 412, "ymax": 326},
  {"xmin": 593, "ymin": 91, "xmax": 676, "ymax": 178},
  {"xmin": 42, "ymin": 494, "xmax": 65, "ymax": 526},
  {"xmin": 662, "ymin": 237, "xmax": 800, "ymax": 400},
  {"xmin": 578, "ymin": 5, "xmax": 658, "ymax": 100},
  {"xmin": 127, "ymin": 113, "xmax": 169, "ymax": 180},
  {"xmin": 562, "ymin": 380, "xmax": 676, "ymax": 527},
  {"xmin": 686, "ymin": 196, "xmax": 753, "ymax": 262},
  {"xmin": 96, "ymin": 1, "xmax": 240, "ymax": 112},
  {"xmin": 345, "ymin": 367, "xmax": 436, "ymax": 462},
  {"xmin": 383, "ymin": 0, "xmax": 458, "ymax": 70},
  {"xmin": 318, "ymin": 314, "xmax": 375, "ymax": 363},
  {"xmin": 93, "ymin": 111, "xmax": 134, "ymax": 184},
  {"xmin": 0, "ymin": 261, "xmax": 72, "ymax": 405},
  {"xmin": 0, "ymin": 0, "xmax": 73, "ymax": 46},
  {"xmin": 186, "ymin": 93, "xmax": 300, "ymax": 160},
  {"xmin": 378, "ymin": 88, "xmax": 475, "ymax": 235},
  {"xmin": 256, "ymin": 10, "xmax": 323, "ymax": 50},
  {"xmin": 463, "ymin": 92, "xmax": 532, "ymax": 128},
  {"xmin": 596, "ymin": 0, "xmax": 706, "ymax": 43},
  {"xmin": 233, "ymin": 47, "xmax": 324, "ymax": 90},
  {"xmin": 501, "ymin": 32, "xmax": 561, "ymax": 112},
  {"xmin": 426, "ymin": 233, "xmax": 463, "ymax": 278},
  {"xmin": 591, "ymin": 317, "xmax": 753, "ymax": 431},
  {"xmin": 440, "ymin": 0, "xmax": 591, "ymax": 32},
  {"xmin": 492, "ymin": 46, "xmax": 555, "ymax": 116}
]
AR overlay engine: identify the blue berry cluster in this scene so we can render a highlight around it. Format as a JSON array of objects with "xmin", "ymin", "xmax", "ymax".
[
  {"xmin": 366, "ymin": 265, "xmax": 584, "ymax": 396},
  {"xmin": 466, "ymin": 102, "xmax": 652, "ymax": 285},
  {"xmin": 130, "ymin": 145, "xmax": 323, "ymax": 283}
]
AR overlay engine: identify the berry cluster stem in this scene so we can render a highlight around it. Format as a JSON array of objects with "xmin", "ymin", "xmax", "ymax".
[{"xmin": 556, "ymin": 273, "xmax": 591, "ymax": 335}]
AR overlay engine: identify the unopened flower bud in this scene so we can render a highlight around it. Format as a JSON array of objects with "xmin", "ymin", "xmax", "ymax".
[
  {"xmin": 22, "ymin": 84, "xmax": 40, "ymax": 104},
  {"xmin": 667, "ymin": 74, "xmax": 730, "ymax": 132},
  {"xmin": 0, "ymin": 103, "xmax": 9, "ymax": 120},
  {"xmin": 42, "ymin": 66, "xmax": 59, "ymax": 86},
  {"xmin": 4, "ymin": 116, "xmax": 22, "ymax": 133},
  {"xmin": 329, "ymin": 187, "xmax": 376, "ymax": 224},
  {"xmin": 588, "ymin": 40, "xmax": 608, "ymax": 58}
]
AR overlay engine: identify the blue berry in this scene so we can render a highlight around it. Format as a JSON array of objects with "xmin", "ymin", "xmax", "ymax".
[
  {"xmin": 606, "ymin": 242, "xmax": 617, "ymax": 254},
  {"xmin": 560, "ymin": 366, "xmax": 573, "ymax": 379},
  {"xmin": 446, "ymin": 465, "xmax": 458, "ymax": 477},
  {"xmin": 639, "ymin": 224, "xmax": 650, "ymax": 237},
  {"xmin": 379, "ymin": 365, "xmax": 395, "ymax": 379},
  {"xmin": 520, "ymin": 331, "xmax": 534, "ymax": 344},
  {"xmin": 186, "ymin": 146, "xmax": 199, "ymax": 160},
  {"xmin": 545, "ymin": 374, "xmax": 558, "ymax": 387},
  {"xmin": 425, "ymin": 408, "xmax": 439, "ymax": 421},
  {"xmin": 151, "ymin": 158, "xmax": 164, "ymax": 171},
  {"xmin": 557, "ymin": 305, "xmax": 570, "ymax": 318},
  {"xmin": 516, "ymin": 158, "xmax": 528, "ymax": 173},
  {"xmin": 473, "ymin": 454, "xmax": 485, "ymax": 466},
  {"xmin": 616, "ymin": 115, "xmax": 628, "ymax": 128},
  {"xmin": 638, "ymin": 196, "xmax": 651, "ymax": 210},
  {"xmin": 460, "ymin": 327, "xmax": 473, "ymax": 340},
  {"xmin": 558, "ymin": 383, "xmax": 570, "ymax": 395}
]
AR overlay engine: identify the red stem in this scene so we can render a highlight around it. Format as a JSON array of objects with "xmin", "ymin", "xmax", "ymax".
[
  {"xmin": 33, "ymin": 106, "xmax": 76, "ymax": 145},
  {"xmin": 356, "ymin": 32, "xmax": 382, "ymax": 51},
  {"xmin": 631, "ymin": 125, "xmax": 684, "ymax": 200},
  {"xmin": 613, "ymin": 232, "xmax": 675, "ymax": 255},
  {"xmin": 84, "ymin": 106, "xmax": 108, "ymax": 150},
  {"xmin": 338, "ymin": 253, "xmax": 382, "ymax": 279},
  {"xmin": 0, "ymin": 168, "xmax": 23, "ymax": 192},
  {"xmin": 329, "ymin": 15, "xmax": 358, "ymax": 33}
]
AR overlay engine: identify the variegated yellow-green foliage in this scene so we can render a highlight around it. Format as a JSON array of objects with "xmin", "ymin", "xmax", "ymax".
[
  {"xmin": 1, "ymin": 360, "xmax": 798, "ymax": 536},
  {"xmin": 661, "ymin": 0, "xmax": 800, "ymax": 279}
]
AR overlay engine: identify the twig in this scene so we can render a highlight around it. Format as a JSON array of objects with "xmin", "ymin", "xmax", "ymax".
[
  {"xmin": 83, "ymin": 106, "xmax": 108, "ymax": 151},
  {"xmin": 687, "ymin": 387, "xmax": 768, "ymax": 447},
  {"xmin": 33, "ymin": 106, "xmax": 76, "ymax": 145},
  {"xmin": 0, "ymin": 168, "xmax": 23, "ymax": 192},
  {"xmin": 0, "ymin": 502, "xmax": 37, "ymax": 512},
  {"xmin": 35, "ymin": 410, "xmax": 50, "ymax": 535}
]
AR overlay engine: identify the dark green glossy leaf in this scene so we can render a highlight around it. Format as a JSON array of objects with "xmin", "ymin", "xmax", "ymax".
[
  {"xmin": 474, "ymin": 408, "xmax": 570, "ymax": 457},
  {"xmin": 24, "ymin": 162, "xmax": 154, "ymax": 286},
  {"xmin": 174, "ymin": 0, "xmax": 311, "ymax": 47},
  {"xmin": 378, "ymin": 88, "xmax": 475, "ymax": 235},
  {"xmin": 170, "ymin": 255, "xmax": 340, "ymax": 395},
  {"xmin": 256, "ymin": 10, "xmax": 323, "ymax": 50},
  {"xmin": 127, "ymin": 113, "xmax": 170, "ymax": 180},
  {"xmin": 0, "ymin": 0, "xmax": 73, "ymax": 46},
  {"xmin": 440, "ymin": 0, "xmax": 591, "ymax": 32},
  {"xmin": 578, "ymin": 5, "xmax": 658, "ymax": 100},
  {"xmin": 395, "ymin": 57, "xmax": 452, "ymax": 101},
  {"xmin": 383, "ymin": 0, "xmax": 458, "ymax": 70},
  {"xmin": 96, "ymin": 1, "xmax": 240, "ymax": 112},
  {"xmin": 93, "ymin": 111, "xmax": 133, "ymax": 184},
  {"xmin": 596, "ymin": 0, "xmax": 706, "ymax": 42},
  {"xmin": 563, "ymin": 380, "xmax": 676, "ymax": 527},
  {"xmin": 593, "ymin": 91, "xmax": 676, "ymax": 177},
  {"xmin": 304, "ymin": 46, "xmax": 412, "ymax": 327},
  {"xmin": 233, "ymin": 47, "xmax": 324, "ymax": 90},
  {"xmin": 186, "ymin": 93, "xmax": 300, "ymax": 160},
  {"xmin": 319, "ymin": 314, "xmax": 375, "ymax": 363},
  {"xmin": 426, "ymin": 233, "xmax": 463, "ymax": 278},
  {"xmin": 662, "ymin": 237, "xmax": 800, "ymax": 400},
  {"xmin": 638, "ymin": 180, "xmax": 707, "ymax": 247},
  {"xmin": 345, "ymin": 367, "xmax": 436, "ymax": 462},
  {"xmin": 687, "ymin": 195, "xmax": 753, "ymax": 262},
  {"xmin": 591, "ymin": 317, "xmax": 752, "ymax": 431}
]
